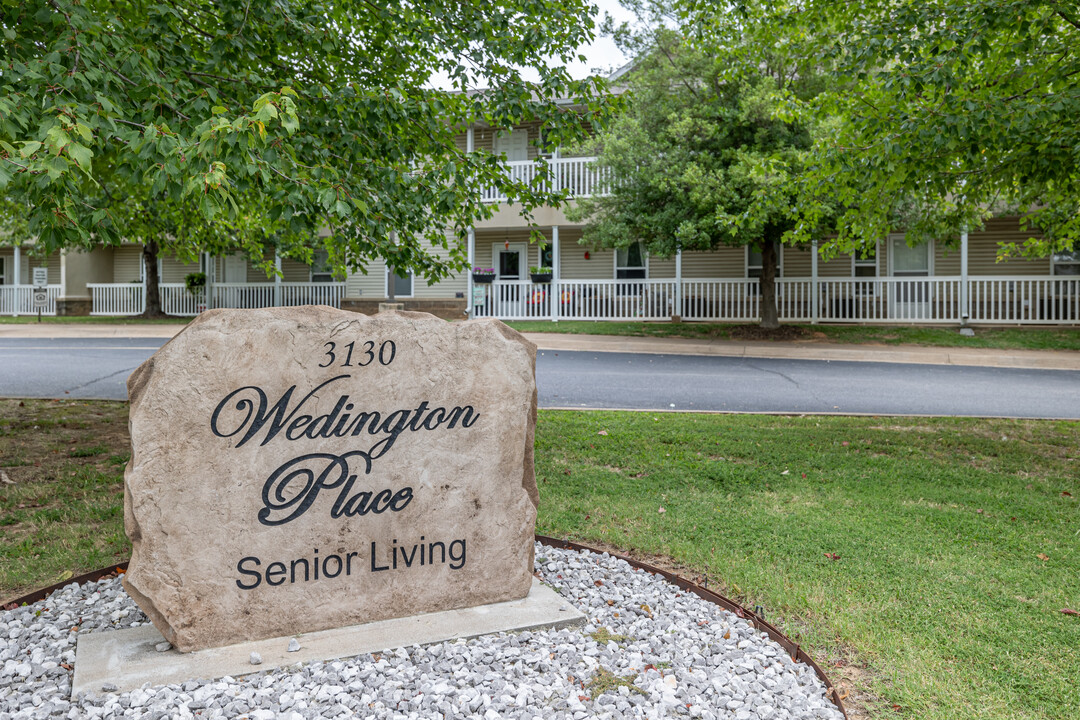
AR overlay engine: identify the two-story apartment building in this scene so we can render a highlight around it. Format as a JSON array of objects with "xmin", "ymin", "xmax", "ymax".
[{"xmin": 2, "ymin": 118, "xmax": 1078, "ymax": 324}]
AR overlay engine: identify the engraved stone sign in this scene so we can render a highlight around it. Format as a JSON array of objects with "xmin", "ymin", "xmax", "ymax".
[{"xmin": 123, "ymin": 307, "xmax": 539, "ymax": 652}]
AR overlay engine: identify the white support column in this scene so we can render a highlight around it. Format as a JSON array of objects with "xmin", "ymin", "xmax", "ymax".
[
  {"xmin": 274, "ymin": 248, "xmax": 282, "ymax": 307},
  {"xmin": 674, "ymin": 246, "xmax": 682, "ymax": 321},
  {"xmin": 960, "ymin": 228, "xmax": 969, "ymax": 325},
  {"xmin": 12, "ymin": 244, "xmax": 20, "ymax": 317},
  {"xmin": 551, "ymin": 225, "xmax": 560, "ymax": 322},
  {"xmin": 466, "ymin": 228, "xmax": 475, "ymax": 317},
  {"xmin": 811, "ymin": 239, "xmax": 819, "ymax": 324},
  {"xmin": 466, "ymin": 125, "xmax": 474, "ymax": 153},
  {"xmin": 203, "ymin": 252, "xmax": 214, "ymax": 311}
]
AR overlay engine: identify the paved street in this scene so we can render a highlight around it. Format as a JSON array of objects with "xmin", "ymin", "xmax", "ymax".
[{"xmin": 1, "ymin": 337, "xmax": 1078, "ymax": 418}]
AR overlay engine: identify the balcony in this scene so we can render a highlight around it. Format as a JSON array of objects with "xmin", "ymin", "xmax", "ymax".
[{"xmin": 480, "ymin": 157, "xmax": 612, "ymax": 203}]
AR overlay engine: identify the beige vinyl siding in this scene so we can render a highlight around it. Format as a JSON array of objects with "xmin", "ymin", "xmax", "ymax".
[
  {"xmin": 0, "ymin": 249, "xmax": 55, "ymax": 285},
  {"xmin": 784, "ymin": 247, "xmax": 812, "ymax": 277},
  {"xmin": 934, "ymin": 243, "xmax": 961, "ymax": 275},
  {"xmin": 967, "ymin": 218, "xmax": 1050, "ymax": 275},
  {"xmin": 346, "ymin": 265, "xmax": 384, "ymax": 299},
  {"xmin": 41, "ymin": 253, "xmax": 61, "ymax": 284},
  {"xmin": 115, "ymin": 246, "xmax": 143, "ymax": 283},
  {"xmin": 160, "ymin": 256, "xmax": 200, "ymax": 283},
  {"xmin": 281, "ymin": 258, "xmax": 311, "ymax": 282},
  {"xmin": 648, "ymin": 255, "xmax": 676, "ymax": 279},
  {"xmin": 345, "ymin": 231, "xmax": 469, "ymax": 299},
  {"xmin": 414, "ymin": 239, "xmax": 465, "ymax": 298},
  {"xmin": 5, "ymin": 252, "xmax": 61, "ymax": 284},
  {"xmin": 680, "ymin": 248, "xmax": 744, "ymax": 278}
]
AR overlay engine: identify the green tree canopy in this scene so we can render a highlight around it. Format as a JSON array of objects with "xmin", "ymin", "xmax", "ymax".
[
  {"xmin": 568, "ymin": 0, "xmax": 831, "ymax": 327},
  {"xmin": 1, "ymin": 0, "xmax": 618, "ymax": 312},
  {"xmin": 699, "ymin": 0, "xmax": 1080, "ymax": 257}
]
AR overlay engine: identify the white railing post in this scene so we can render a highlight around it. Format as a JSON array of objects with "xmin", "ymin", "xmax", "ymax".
[
  {"xmin": 674, "ymin": 247, "xmax": 682, "ymax": 320},
  {"xmin": 274, "ymin": 249, "xmax": 282, "ymax": 307},
  {"xmin": 12, "ymin": 245, "xmax": 20, "ymax": 317},
  {"xmin": 204, "ymin": 253, "xmax": 214, "ymax": 311},
  {"xmin": 811, "ymin": 239, "xmax": 819, "ymax": 324},
  {"xmin": 551, "ymin": 225, "xmax": 559, "ymax": 322},
  {"xmin": 466, "ymin": 228, "xmax": 475, "ymax": 317},
  {"xmin": 960, "ymin": 228, "xmax": 969, "ymax": 326}
]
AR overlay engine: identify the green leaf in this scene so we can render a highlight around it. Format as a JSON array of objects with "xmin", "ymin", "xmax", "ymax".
[{"xmin": 67, "ymin": 143, "xmax": 93, "ymax": 172}]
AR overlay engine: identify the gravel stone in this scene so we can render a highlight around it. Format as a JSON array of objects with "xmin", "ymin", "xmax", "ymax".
[{"xmin": 1, "ymin": 544, "xmax": 845, "ymax": 719}]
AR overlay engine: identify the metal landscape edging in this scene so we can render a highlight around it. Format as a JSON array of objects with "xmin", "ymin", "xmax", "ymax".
[
  {"xmin": 6, "ymin": 539, "xmax": 846, "ymax": 717},
  {"xmin": 536, "ymin": 534, "xmax": 848, "ymax": 718}
]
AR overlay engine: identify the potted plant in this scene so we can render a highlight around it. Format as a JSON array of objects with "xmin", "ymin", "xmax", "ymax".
[
  {"xmin": 529, "ymin": 266, "xmax": 553, "ymax": 283},
  {"xmin": 184, "ymin": 272, "xmax": 206, "ymax": 296},
  {"xmin": 472, "ymin": 267, "xmax": 496, "ymax": 283}
]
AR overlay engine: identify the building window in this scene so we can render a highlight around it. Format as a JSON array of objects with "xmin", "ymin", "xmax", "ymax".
[
  {"xmin": 746, "ymin": 246, "xmax": 785, "ymax": 278},
  {"xmin": 1052, "ymin": 249, "xmax": 1080, "ymax": 276},
  {"xmin": 311, "ymin": 250, "xmax": 334, "ymax": 283},
  {"xmin": 616, "ymin": 242, "xmax": 646, "ymax": 279},
  {"xmin": 853, "ymin": 244, "xmax": 878, "ymax": 294},
  {"xmin": 387, "ymin": 267, "xmax": 413, "ymax": 297},
  {"xmin": 540, "ymin": 245, "xmax": 553, "ymax": 270}
]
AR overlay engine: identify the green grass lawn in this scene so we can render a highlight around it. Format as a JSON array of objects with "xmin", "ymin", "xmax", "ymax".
[
  {"xmin": 507, "ymin": 320, "xmax": 1080, "ymax": 351},
  {"xmin": 534, "ymin": 412, "xmax": 1079, "ymax": 720},
  {"xmin": 2, "ymin": 401, "xmax": 1078, "ymax": 718}
]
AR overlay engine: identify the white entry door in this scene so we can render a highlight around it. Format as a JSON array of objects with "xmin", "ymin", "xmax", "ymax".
[
  {"xmin": 224, "ymin": 255, "xmax": 248, "ymax": 283},
  {"xmin": 496, "ymin": 243, "xmax": 527, "ymax": 280},
  {"xmin": 494, "ymin": 129, "xmax": 529, "ymax": 162},
  {"xmin": 889, "ymin": 236, "xmax": 931, "ymax": 319}
]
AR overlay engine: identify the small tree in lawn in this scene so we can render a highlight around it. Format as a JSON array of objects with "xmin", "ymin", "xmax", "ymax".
[
  {"xmin": 1, "ymin": 0, "xmax": 620, "ymax": 317},
  {"xmin": 568, "ymin": 0, "xmax": 833, "ymax": 328}
]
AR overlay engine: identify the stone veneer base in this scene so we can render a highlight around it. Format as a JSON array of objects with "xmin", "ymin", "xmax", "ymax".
[
  {"xmin": 71, "ymin": 579, "xmax": 581, "ymax": 696},
  {"xmin": 341, "ymin": 298, "xmax": 466, "ymax": 320}
]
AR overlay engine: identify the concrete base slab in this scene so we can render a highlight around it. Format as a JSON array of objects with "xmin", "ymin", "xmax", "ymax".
[{"xmin": 73, "ymin": 579, "xmax": 581, "ymax": 696}]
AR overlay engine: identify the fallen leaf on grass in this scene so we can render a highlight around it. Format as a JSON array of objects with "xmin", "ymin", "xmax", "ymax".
[
  {"xmin": 597, "ymin": 430, "xmax": 608, "ymax": 436},
  {"xmin": 657, "ymin": 506, "xmax": 666, "ymax": 514},
  {"xmin": 1062, "ymin": 491, "xmax": 1073, "ymax": 497},
  {"xmin": 781, "ymin": 470, "xmax": 789, "ymax": 475},
  {"xmin": 1037, "ymin": 553, "xmax": 1050, "ymax": 561},
  {"xmin": 1061, "ymin": 608, "xmax": 1080, "ymax": 616},
  {"xmin": 824, "ymin": 553, "xmax": 840, "ymax": 561}
]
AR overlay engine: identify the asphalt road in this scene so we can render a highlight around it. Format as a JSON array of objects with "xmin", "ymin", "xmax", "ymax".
[{"xmin": 1, "ymin": 337, "xmax": 1078, "ymax": 418}]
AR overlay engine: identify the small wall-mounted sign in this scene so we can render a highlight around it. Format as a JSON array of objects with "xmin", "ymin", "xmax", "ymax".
[{"xmin": 32, "ymin": 267, "xmax": 48, "ymax": 287}]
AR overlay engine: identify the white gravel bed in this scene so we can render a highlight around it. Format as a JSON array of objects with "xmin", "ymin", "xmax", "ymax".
[{"xmin": 1, "ymin": 543, "xmax": 844, "ymax": 720}]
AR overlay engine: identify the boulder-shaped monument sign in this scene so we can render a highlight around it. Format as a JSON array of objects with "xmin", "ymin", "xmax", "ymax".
[{"xmin": 123, "ymin": 308, "xmax": 539, "ymax": 652}]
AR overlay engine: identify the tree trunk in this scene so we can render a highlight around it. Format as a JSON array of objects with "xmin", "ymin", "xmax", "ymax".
[
  {"xmin": 759, "ymin": 237, "xmax": 780, "ymax": 329},
  {"xmin": 140, "ymin": 239, "xmax": 166, "ymax": 318}
]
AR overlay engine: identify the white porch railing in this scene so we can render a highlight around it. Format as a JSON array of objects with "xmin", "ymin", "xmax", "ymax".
[
  {"xmin": 86, "ymin": 282, "xmax": 347, "ymax": 316},
  {"xmin": 160, "ymin": 284, "xmax": 204, "ymax": 316},
  {"xmin": 89, "ymin": 283, "xmax": 145, "ymax": 315},
  {"xmin": 480, "ymin": 157, "xmax": 612, "ymax": 203},
  {"xmin": 471, "ymin": 276, "xmax": 1080, "ymax": 324},
  {"xmin": 0, "ymin": 285, "xmax": 61, "ymax": 316}
]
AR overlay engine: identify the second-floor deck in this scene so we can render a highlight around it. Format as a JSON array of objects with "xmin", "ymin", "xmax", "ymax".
[{"xmin": 481, "ymin": 157, "xmax": 612, "ymax": 203}]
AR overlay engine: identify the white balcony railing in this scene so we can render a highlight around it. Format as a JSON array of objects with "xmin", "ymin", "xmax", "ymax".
[
  {"xmin": 480, "ymin": 157, "xmax": 613, "ymax": 203},
  {"xmin": 0, "ymin": 285, "xmax": 61, "ymax": 316}
]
